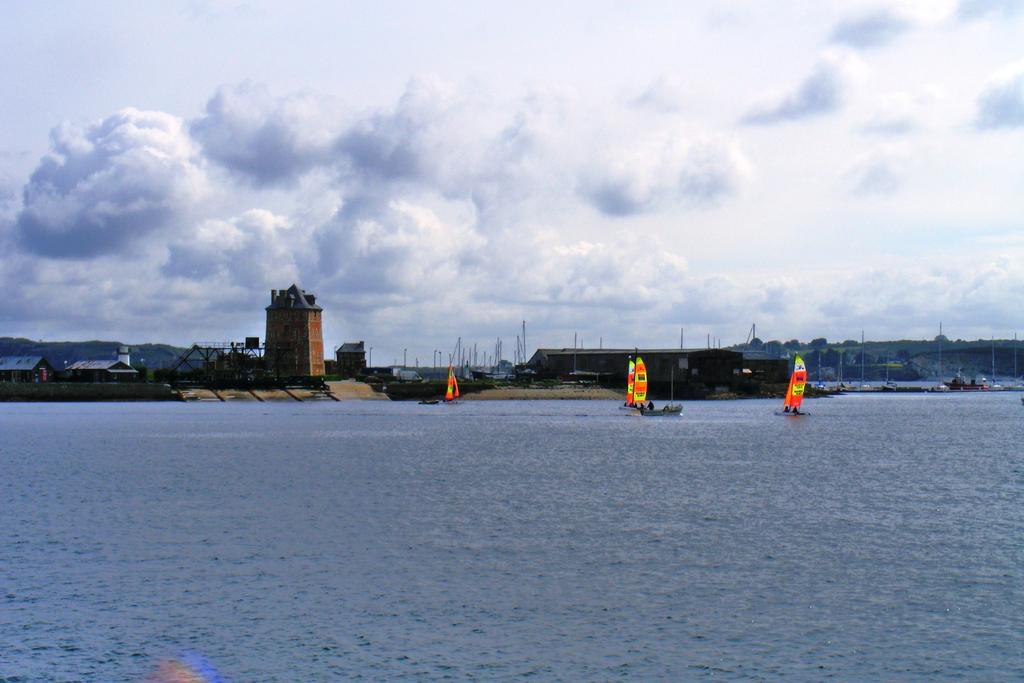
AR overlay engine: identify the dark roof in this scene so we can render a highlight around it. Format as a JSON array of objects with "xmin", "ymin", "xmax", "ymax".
[
  {"xmin": 0, "ymin": 356, "xmax": 48, "ymax": 371},
  {"xmin": 267, "ymin": 284, "xmax": 322, "ymax": 311},
  {"xmin": 66, "ymin": 360, "xmax": 136, "ymax": 372},
  {"xmin": 338, "ymin": 342, "xmax": 365, "ymax": 353}
]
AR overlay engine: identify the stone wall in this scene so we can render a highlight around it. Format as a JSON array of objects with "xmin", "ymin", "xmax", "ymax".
[{"xmin": 0, "ymin": 382, "xmax": 181, "ymax": 401}]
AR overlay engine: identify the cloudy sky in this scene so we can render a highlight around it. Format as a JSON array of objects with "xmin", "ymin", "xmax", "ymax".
[{"xmin": 2, "ymin": 0, "xmax": 1023, "ymax": 363}]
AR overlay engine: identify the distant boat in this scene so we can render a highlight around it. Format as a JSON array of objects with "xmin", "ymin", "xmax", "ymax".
[
  {"xmin": 945, "ymin": 369, "xmax": 988, "ymax": 391},
  {"xmin": 443, "ymin": 364, "xmax": 461, "ymax": 403},
  {"xmin": 778, "ymin": 354, "xmax": 807, "ymax": 416}
]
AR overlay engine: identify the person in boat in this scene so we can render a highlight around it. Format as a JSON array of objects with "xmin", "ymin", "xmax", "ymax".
[
  {"xmin": 792, "ymin": 407, "xmax": 802, "ymax": 415},
  {"xmin": 783, "ymin": 405, "xmax": 791, "ymax": 413},
  {"xmin": 647, "ymin": 400, "xmax": 655, "ymax": 410}
]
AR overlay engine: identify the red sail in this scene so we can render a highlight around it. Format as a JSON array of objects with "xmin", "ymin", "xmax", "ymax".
[{"xmin": 784, "ymin": 355, "xmax": 807, "ymax": 410}]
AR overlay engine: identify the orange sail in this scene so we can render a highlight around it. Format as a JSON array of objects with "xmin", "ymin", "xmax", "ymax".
[
  {"xmin": 783, "ymin": 355, "xmax": 807, "ymax": 410},
  {"xmin": 633, "ymin": 357, "xmax": 648, "ymax": 403},
  {"xmin": 445, "ymin": 365, "xmax": 456, "ymax": 401},
  {"xmin": 452, "ymin": 371, "xmax": 460, "ymax": 398},
  {"xmin": 626, "ymin": 359, "xmax": 636, "ymax": 404}
]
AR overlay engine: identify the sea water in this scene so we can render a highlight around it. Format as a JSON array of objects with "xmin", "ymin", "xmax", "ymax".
[{"xmin": 1, "ymin": 394, "xmax": 1021, "ymax": 680}]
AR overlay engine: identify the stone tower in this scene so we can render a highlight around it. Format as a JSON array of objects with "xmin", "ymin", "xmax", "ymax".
[{"xmin": 265, "ymin": 284, "xmax": 325, "ymax": 377}]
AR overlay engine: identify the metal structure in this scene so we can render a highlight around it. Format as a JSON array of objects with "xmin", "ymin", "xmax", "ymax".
[{"xmin": 171, "ymin": 340, "xmax": 292, "ymax": 387}]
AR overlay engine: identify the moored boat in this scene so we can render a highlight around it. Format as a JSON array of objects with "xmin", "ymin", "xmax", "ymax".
[{"xmin": 945, "ymin": 370, "xmax": 988, "ymax": 391}]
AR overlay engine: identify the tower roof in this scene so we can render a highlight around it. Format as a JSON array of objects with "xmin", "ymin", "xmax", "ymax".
[{"xmin": 266, "ymin": 284, "xmax": 322, "ymax": 311}]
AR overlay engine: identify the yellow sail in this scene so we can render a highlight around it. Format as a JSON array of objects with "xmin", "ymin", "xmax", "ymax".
[
  {"xmin": 783, "ymin": 355, "xmax": 807, "ymax": 410},
  {"xmin": 445, "ymin": 365, "xmax": 455, "ymax": 401},
  {"xmin": 626, "ymin": 360, "xmax": 636, "ymax": 404},
  {"xmin": 633, "ymin": 357, "xmax": 648, "ymax": 402}
]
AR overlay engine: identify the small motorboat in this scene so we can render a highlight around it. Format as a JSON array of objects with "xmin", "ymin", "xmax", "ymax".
[{"xmin": 418, "ymin": 399, "xmax": 440, "ymax": 405}]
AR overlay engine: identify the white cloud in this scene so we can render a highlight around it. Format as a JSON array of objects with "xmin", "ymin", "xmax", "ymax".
[
  {"xmin": 860, "ymin": 90, "xmax": 939, "ymax": 135},
  {"xmin": 163, "ymin": 208, "xmax": 306, "ymax": 289},
  {"xmin": 974, "ymin": 59, "xmax": 1024, "ymax": 129},
  {"xmin": 829, "ymin": 8, "xmax": 914, "ymax": 48},
  {"xmin": 630, "ymin": 75, "xmax": 689, "ymax": 113},
  {"xmin": 742, "ymin": 51, "xmax": 866, "ymax": 125},
  {"xmin": 15, "ymin": 108, "xmax": 207, "ymax": 258},
  {"xmin": 844, "ymin": 146, "xmax": 910, "ymax": 196},
  {"xmin": 578, "ymin": 129, "xmax": 750, "ymax": 215},
  {"xmin": 191, "ymin": 81, "xmax": 343, "ymax": 184},
  {"xmin": 957, "ymin": 0, "xmax": 1024, "ymax": 20}
]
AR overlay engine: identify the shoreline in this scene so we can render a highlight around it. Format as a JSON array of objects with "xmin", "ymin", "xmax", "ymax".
[{"xmin": 3, "ymin": 380, "xmax": 1008, "ymax": 402}]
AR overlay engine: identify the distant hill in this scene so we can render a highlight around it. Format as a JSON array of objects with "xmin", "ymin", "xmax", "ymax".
[{"xmin": 0, "ymin": 337, "xmax": 187, "ymax": 370}]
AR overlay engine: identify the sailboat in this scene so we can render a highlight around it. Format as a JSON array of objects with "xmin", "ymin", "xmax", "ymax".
[
  {"xmin": 640, "ymin": 364, "xmax": 683, "ymax": 416},
  {"xmin": 633, "ymin": 356, "xmax": 648, "ymax": 406},
  {"xmin": 620, "ymin": 358, "xmax": 637, "ymax": 409},
  {"xmin": 442, "ymin": 364, "xmax": 461, "ymax": 404},
  {"xmin": 777, "ymin": 354, "xmax": 808, "ymax": 416}
]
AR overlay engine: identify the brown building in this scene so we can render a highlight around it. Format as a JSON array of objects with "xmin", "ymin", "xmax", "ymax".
[
  {"xmin": 335, "ymin": 341, "xmax": 367, "ymax": 378},
  {"xmin": 265, "ymin": 284, "xmax": 325, "ymax": 377}
]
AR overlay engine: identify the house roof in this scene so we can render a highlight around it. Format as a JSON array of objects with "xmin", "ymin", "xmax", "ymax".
[
  {"xmin": 66, "ymin": 360, "xmax": 136, "ymax": 372},
  {"xmin": 0, "ymin": 356, "xmax": 48, "ymax": 371},
  {"xmin": 338, "ymin": 342, "xmax": 365, "ymax": 353},
  {"xmin": 267, "ymin": 284, "xmax": 322, "ymax": 311}
]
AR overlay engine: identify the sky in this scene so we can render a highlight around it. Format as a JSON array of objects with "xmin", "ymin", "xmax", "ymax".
[{"xmin": 2, "ymin": 0, "xmax": 1024, "ymax": 364}]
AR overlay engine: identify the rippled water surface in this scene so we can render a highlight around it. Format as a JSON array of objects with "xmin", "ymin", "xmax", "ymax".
[{"xmin": 2, "ymin": 394, "xmax": 1022, "ymax": 680}]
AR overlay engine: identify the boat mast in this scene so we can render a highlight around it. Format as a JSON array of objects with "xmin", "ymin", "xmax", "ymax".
[{"xmin": 938, "ymin": 322, "xmax": 943, "ymax": 386}]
